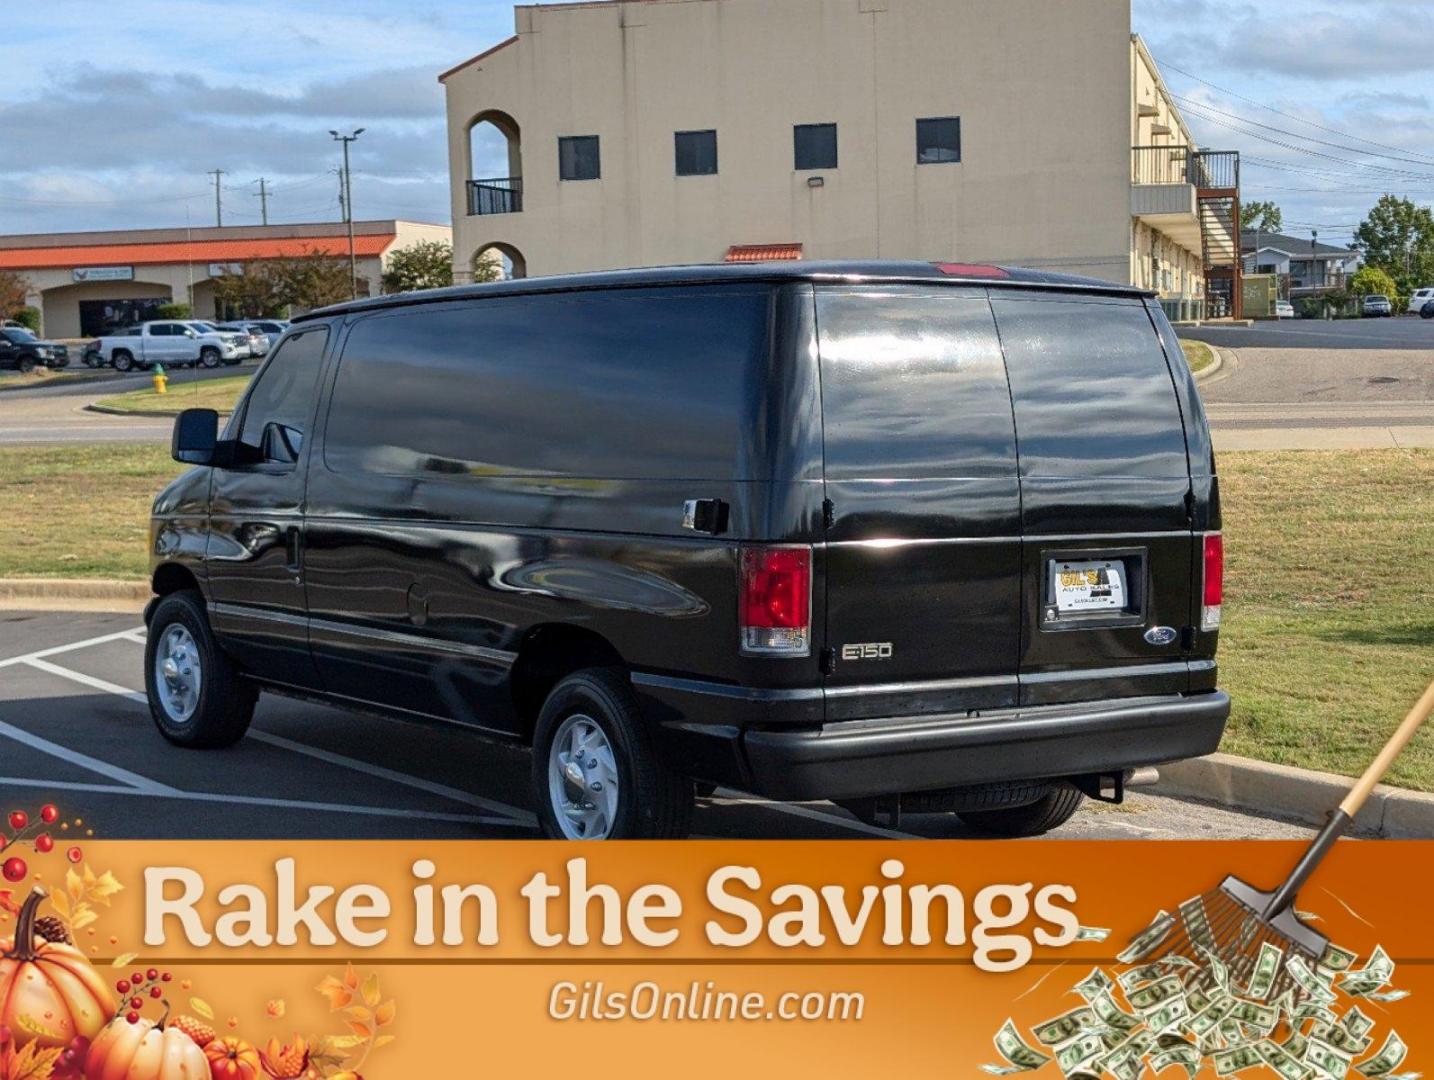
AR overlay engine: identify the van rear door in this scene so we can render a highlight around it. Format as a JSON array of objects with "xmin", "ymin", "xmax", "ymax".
[
  {"xmin": 816, "ymin": 285, "xmax": 1022, "ymax": 719},
  {"xmin": 990, "ymin": 294, "xmax": 1195, "ymax": 706}
]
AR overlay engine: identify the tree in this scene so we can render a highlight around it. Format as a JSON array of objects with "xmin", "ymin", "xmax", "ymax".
[
  {"xmin": 1349, "ymin": 265, "xmax": 1399, "ymax": 301},
  {"xmin": 267, "ymin": 247, "xmax": 361, "ymax": 311},
  {"xmin": 154, "ymin": 302, "xmax": 192, "ymax": 320},
  {"xmin": 1353, "ymin": 194, "xmax": 1434, "ymax": 293},
  {"xmin": 12, "ymin": 306, "xmax": 40, "ymax": 331},
  {"xmin": 382, "ymin": 240, "xmax": 454, "ymax": 293},
  {"xmin": 0, "ymin": 270, "xmax": 31, "ymax": 320},
  {"xmin": 212, "ymin": 263, "xmax": 285, "ymax": 319},
  {"xmin": 1240, "ymin": 201, "xmax": 1283, "ymax": 233},
  {"xmin": 471, "ymin": 248, "xmax": 504, "ymax": 283}
]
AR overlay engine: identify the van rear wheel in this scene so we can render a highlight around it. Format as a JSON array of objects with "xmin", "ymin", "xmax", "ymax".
[
  {"xmin": 532, "ymin": 668, "xmax": 693, "ymax": 839},
  {"xmin": 144, "ymin": 590, "xmax": 257, "ymax": 749},
  {"xmin": 957, "ymin": 782, "xmax": 1085, "ymax": 837}
]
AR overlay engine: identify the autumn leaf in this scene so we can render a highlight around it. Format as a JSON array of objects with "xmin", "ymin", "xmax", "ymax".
[
  {"xmin": 360, "ymin": 972, "xmax": 381, "ymax": 1008},
  {"xmin": 344, "ymin": 1021, "xmax": 372, "ymax": 1040},
  {"xmin": 45, "ymin": 892, "xmax": 68, "ymax": 920},
  {"xmin": 373, "ymin": 1034, "xmax": 396, "ymax": 1049},
  {"xmin": 71, "ymin": 908, "xmax": 98, "ymax": 931},
  {"xmin": 3, "ymin": 1041, "xmax": 64, "ymax": 1080},
  {"xmin": 265, "ymin": 999, "xmax": 286, "ymax": 1019},
  {"xmin": 373, "ymin": 1000, "xmax": 395, "ymax": 1027},
  {"xmin": 321, "ymin": 1035, "xmax": 365, "ymax": 1053},
  {"xmin": 342, "ymin": 963, "xmax": 359, "ymax": 990},
  {"xmin": 0, "ymin": 890, "xmax": 19, "ymax": 917},
  {"xmin": 110, "ymin": 952, "xmax": 138, "ymax": 968},
  {"xmin": 190, "ymin": 997, "xmax": 215, "ymax": 1021},
  {"xmin": 87, "ymin": 869, "xmax": 124, "ymax": 905},
  {"xmin": 315, "ymin": 975, "xmax": 353, "ymax": 1011},
  {"xmin": 65, "ymin": 869, "xmax": 83, "ymax": 904},
  {"xmin": 342, "ymin": 1006, "xmax": 371, "ymax": 1025}
]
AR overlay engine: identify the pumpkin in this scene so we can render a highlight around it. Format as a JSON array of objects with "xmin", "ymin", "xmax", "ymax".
[
  {"xmin": 0, "ymin": 888, "xmax": 115, "ymax": 1050},
  {"xmin": 85, "ymin": 1014, "xmax": 208, "ymax": 1080},
  {"xmin": 204, "ymin": 1036, "xmax": 261, "ymax": 1080}
]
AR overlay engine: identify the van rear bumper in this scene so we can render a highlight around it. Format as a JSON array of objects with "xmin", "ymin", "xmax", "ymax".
[{"xmin": 737, "ymin": 691, "xmax": 1229, "ymax": 801}]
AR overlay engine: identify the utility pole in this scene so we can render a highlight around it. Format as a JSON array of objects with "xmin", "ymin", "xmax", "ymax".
[
  {"xmin": 330, "ymin": 129, "xmax": 365, "ymax": 299},
  {"xmin": 208, "ymin": 170, "xmax": 225, "ymax": 227},
  {"xmin": 253, "ymin": 178, "xmax": 269, "ymax": 226}
]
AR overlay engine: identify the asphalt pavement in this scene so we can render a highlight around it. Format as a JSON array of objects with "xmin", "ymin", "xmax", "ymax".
[
  {"xmin": 1178, "ymin": 314, "xmax": 1434, "ymax": 351},
  {"xmin": 0, "ymin": 610, "xmax": 1317, "ymax": 842}
]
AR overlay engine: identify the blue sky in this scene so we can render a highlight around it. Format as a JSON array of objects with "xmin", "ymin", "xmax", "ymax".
[{"xmin": 2, "ymin": 0, "xmax": 1432, "ymax": 247}]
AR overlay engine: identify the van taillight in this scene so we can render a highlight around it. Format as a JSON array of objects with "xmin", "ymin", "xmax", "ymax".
[
  {"xmin": 1201, "ymin": 532, "xmax": 1223, "ymax": 632},
  {"xmin": 739, "ymin": 546, "xmax": 812, "ymax": 657}
]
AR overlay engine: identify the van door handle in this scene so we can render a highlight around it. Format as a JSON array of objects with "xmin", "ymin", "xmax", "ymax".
[
  {"xmin": 681, "ymin": 499, "xmax": 729, "ymax": 536},
  {"xmin": 284, "ymin": 526, "xmax": 302, "ymax": 577}
]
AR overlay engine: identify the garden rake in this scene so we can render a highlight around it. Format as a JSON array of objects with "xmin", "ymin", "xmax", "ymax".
[{"xmin": 1146, "ymin": 678, "xmax": 1434, "ymax": 1002}]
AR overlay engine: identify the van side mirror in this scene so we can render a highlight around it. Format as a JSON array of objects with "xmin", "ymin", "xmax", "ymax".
[{"xmin": 172, "ymin": 408, "xmax": 219, "ymax": 465}]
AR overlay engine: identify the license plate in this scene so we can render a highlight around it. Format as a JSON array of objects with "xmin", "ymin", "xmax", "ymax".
[{"xmin": 1052, "ymin": 559, "xmax": 1127, "ymax": 612}]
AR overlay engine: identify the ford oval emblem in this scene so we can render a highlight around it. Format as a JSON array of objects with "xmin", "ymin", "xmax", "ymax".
[{"xmin": 1144, "ymin": 626, "xmax": 1178, "ymax": 646}]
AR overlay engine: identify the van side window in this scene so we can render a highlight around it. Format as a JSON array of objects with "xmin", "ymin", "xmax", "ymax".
[
  {"xmin": 816, "ymin": 288, "xmax": 1015, "ymax": 479},
  {"xmin": 991, "ymin": 299, "xmax": 1186, "ymax": 477},
  {"xmin": 324, "ymin": 288, "xmax": 768, "ymax": 481},
  {"xmin": 235, "ymin": 327, "xmax": 329, "ymax": 464}
]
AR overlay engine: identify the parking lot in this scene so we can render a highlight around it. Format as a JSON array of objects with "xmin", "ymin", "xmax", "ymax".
[
  {"xmin": 0, "ymin": 610, "xmax": 1317, "ymax": 842},
  {"xmin": 1178, "ymin": 313, "xmax": 1434, "ymax": 351}
]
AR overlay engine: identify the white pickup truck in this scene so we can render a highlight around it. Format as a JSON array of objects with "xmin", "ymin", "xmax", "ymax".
[{"xmin": 86, "ymin": 320, "xmax": 247, "ymax": 371}]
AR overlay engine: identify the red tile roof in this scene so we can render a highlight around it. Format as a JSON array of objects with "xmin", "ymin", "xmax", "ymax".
[
  {"xmin": 724, "ymin": 243, "xmax": 803, "ymax": 263},
  {"xmin": 0, "ymin": 235, "xmax": 395, "ymax": 272}
]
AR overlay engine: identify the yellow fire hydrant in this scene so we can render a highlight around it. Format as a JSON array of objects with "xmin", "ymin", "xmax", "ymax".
[{"xmin": 152, "ymin": 364, "xmax": 168, "ymax": 395}]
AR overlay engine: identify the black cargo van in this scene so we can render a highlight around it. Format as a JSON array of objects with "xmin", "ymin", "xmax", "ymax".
[{"xmin": 145, "ymin": 261, "xmax": 1228, "ymax": 839}]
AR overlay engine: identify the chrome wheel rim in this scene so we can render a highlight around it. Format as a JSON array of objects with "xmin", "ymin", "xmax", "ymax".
[
  {"xmin": 154, "ymin": 624, "xmax": 202, "ymax": 724},
  {"xmin": 548, "ymin": 713, "xmax": 619, "ymax": 839}
]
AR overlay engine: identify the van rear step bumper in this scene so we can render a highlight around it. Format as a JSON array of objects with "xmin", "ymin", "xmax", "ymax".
[{"xmin": 739, "ymin": 691, "xmax": 1229, "ymax": 802}]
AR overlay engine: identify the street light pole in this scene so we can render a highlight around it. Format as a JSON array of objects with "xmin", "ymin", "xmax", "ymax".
[{"xmin": 330, "ymin": 128, "xmax": 365, "ymax": 299}]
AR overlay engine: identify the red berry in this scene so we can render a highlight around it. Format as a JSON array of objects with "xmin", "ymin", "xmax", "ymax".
[
  {"xmin": 116, "ymin": 980, "xmax": 130, "ymax": 994},
  {"xmin": 8, "ymin": 811, "xmax": 27, "ymax": 831},
  {"xmin": 40, "ymin": 805, "xmax": 58, "ymax": 824},
  {"xmin": 129, "ymin": 997, "xmax": 143, "ymax": 1010},
  {"xmin": 1, "ymin": 857, "xmax": 26, "ymax": 882},
  {"xmin": 150, "ymin": 986, "xmax": 162, "ymax": 999},
  {"xmin": 161, "ymin": 972, "xmax": 172, "ymax": 982},
  {"xmin": 126, "ymin": 1012, "xmax": 139, "ymax": 1025},
  {"xmin": 146, "ymin": 968, "xmax": 159, "ymax": 981},
  {"xmin": 35, "ymin": 834, "xmax": 53, "ymax": 853},
  {"xmin": 66, "ymin": 846, "xmax": 83, "ymax": 864},
  {"xmin": 131, "ymin": 972, "xmax": 143, "ymax": 986}
]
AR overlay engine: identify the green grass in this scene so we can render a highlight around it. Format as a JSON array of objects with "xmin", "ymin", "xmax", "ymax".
[
  {"xmin": 1180, "ymin": 339, "xmax": 1216, "ymax": 374},
  {"xmin": 93, "ymin": 373, "xmax": 251, "ymax": 416},
  {"xmin": 3, "ymin": 444, "xmax": 1430, "ymax": 787}
]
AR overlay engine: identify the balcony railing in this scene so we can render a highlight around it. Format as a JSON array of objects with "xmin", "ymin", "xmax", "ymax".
[
  {"xmin": 1132, "ymin": 147, "xmax": 1239, "ymax": 190},
  {"xmin": 467, "ymin": 177, "xmax": 522, "ymax": 216}
]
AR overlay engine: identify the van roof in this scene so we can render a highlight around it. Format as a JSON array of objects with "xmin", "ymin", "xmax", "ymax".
[{"xmin": 296, "ymin": 260, "xmax": 1155, "ymax": 322}]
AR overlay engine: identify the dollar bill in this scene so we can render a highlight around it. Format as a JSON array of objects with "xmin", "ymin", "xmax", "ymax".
[
  {"xmin": 1343, "ymin": 1007, "xmax": 1375, "ymax": 1040},
  {"xmin": 1320, "ymin": 943, "xmax": 1358, "ymax": 973},
  {"xmin": 1356, "ymin": 1032, "xmax": 1408, "ymax": 1078},
  {"xmin": 1259, "ymin": 1039, "xmax": 1313, "ymax": 1080},
  {"xmin": 1075, "ymin": 925, "xmax": 1112, "ymax": 942},
  {"xmin": 1179, "ymin": 895, "xmax": 1217, "ymax": 952},
  {"xmin": 1119, "ymin": 962, "xmax": 1170, "ymax": 992},
  {"xmin": 1090, "ymin": 991, "xmax": 1141, "ymax": 1034},
  {"xmin": 1229, "ymin": 999, "xmax": 1279, "ymax": 1034},
  {"xmin": 1073, "ymin": 967, "xmax": 1114, "ymax": 1002},
  {"xmin": 1245, "ymin": 941, "xmax": 1285, "ymax": 1001},
  {"xmin": 1187, "ymin": 985, "xmax": 1212, "ymax": 1014},
  {"xmin": 1312, "ymin": 1021, "xmax": 1373, "ymax": 1057},
  {"xmin": 1151, "ymin": 1044, "xmax": 1201, "ymax": 1079},
  {"xmin": 1214, "ymin": 1044, "xmax": 1264, "ymax": 1076},
  {"xmin": 1283, "ymin": 1032, "xmax": 1310, "ymax": 1060},
  {"xmin": 1199, "ymin": 945, "xmax": 1232, "ymax": 993},
  {"xmin": 1146, "ymin": 995, "xmax": 1191, "ymax": 1034},
  {"xmin": 1306, "ymin": 1037, "xmax": 1354, "ymax": 1079},
  {"xmin": 1363, "ymin": 989, "xmax": 1409, "ymax": 1003},
  {"xmin": 1188, "ymin": 997, "xmax": 1237, "ymax": 1039},
  {"xmin": 1128, "ymin": 974, "xmax": 1185, "ymax": 1014},
  {"xmin": 1056, "ymin": 1033, "xmax": 1107, "ymax": 1076},
  {"xmin": 985, "ymin": 1019, "xmax": 1053, "ymax": 1074},
  {"xmin": 1118, "ymin": 911, "xmax": 1176, "ymax": 964},
  {"xmin": 1288, "ymin": 955, "xmax": 1339, "ymax": 1005},
  {"xmin": 1033, "ymin": 1006, "xmax": 1099, "ymax": 1047},
  {"xmin": 1340, "ymin": 947, "xmax": 1394, "ymax": 997}
]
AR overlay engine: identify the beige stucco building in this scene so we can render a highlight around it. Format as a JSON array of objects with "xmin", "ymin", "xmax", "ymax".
[
  {"xmin": 0, "ymin": 220, "xmax": 451, "ymax": 339},
  {"xmin": 441, "ymin": 0, "xmax": 1239, "ymax": 317}
]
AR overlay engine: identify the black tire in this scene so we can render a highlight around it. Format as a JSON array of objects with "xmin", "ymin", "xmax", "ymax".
[
  {"xmin": 532, "ymin": 667, "xmax": 693, "ymax": 839},
  {"xmin": 957, "ymin": 782, "xmax": 1085, "ymax": 837},
  {"xmin": 83, "ymin": 351, "xmax": 102, "ymax": 368},
  {"xmin": 111, "ymin": 350, "xmax": 134, "ymax": 372},
  {"xmin": 18, "ymin": 356, "xmax": 35, "ymax": 374},
  {"xmin": 52, "ymin": 356, "xmax": 69, "ymax": 369},
  {"xmin": 144, "ymin": 590, "xmax": 257, "ymax": 749},
  {"xmin": 199, "ymin": 347, "xmax": 221, "ymax": 368}
]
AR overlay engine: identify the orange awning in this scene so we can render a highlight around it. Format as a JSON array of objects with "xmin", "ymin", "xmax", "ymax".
[
  {"xmin": 0, "ymin": 235, "xmax": 394, "ymax": 272},
  {"xmin": 724, "ymin": 243, "xmax": 803, "ymax": 263}
]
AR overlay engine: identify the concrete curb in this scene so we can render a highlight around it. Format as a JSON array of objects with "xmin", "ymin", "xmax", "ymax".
[
  {"xmin": 84, "ymin": 403, "xmax": 234, "ymax": 419},
  {"xmin": 1197, "ymin": 345, "xmax": 1239, "ymax": 389},
  {"xmin": 0, "ymin": 371, "xmax": 117, "ymax": 394},
  {"xmin": 0, "ymin": 577, "xmax": 148, "ymax": 613},
  {"xmin": 1154, "ymin": 752, "xmax": 1434, "ymax": 838},
  {"xmin": 1191, "ymin": 344, "xmax": 1224, "ymax": 384}
]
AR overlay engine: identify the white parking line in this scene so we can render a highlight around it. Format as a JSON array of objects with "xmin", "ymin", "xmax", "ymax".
[
  {"xmin": 22, "ymin": 657, "xmax": 146, "ymax": 704},
  {"xmin": 0, "ymin": 718, "xmax": 177, "ymax": 794},
  {"xmin": 0, "ymin": 627, "xmax": 146, "ymax": 669},
  {"xmin": 712, "ymin": 789, "xmax": 919, "ymax": 840}
]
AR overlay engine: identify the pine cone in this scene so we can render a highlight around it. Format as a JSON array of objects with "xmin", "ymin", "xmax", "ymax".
[{"xmin": 33, "ymin": 915, "xmax": 70, "ymax": 944}]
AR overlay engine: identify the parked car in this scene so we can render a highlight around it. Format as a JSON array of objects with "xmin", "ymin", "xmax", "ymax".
[
  {"xmin": 1274, "ymin": 300, "xmax": 1296, "ymax": 319},
  {"xmin": 146, "ymin": 261, "xmax": 1228, "ymax": 839},
  {"xmin": 1362, "ymin": 295, "xmax": 1393, "ymax": 317},
  {"xmin": 87, "ymin": 321, "xmax": 246, "ymax": 371},
  {"xmin": 1405, "ymin": 288, "xmax": 1433, "ymax": 315},
  {"xmin": 0, "ymin": 326, "xmax": 69, "ymax": 371},
  {"xmin": 215, "ymin": 322, "xmax": 272, "ymax": 358},
  {"xmin": 1421, "ymin": 299, "xmax": 1434, "ymax": 319}
]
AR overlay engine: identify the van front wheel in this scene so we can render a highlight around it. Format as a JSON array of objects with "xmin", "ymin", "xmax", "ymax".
[
  {"xmin": 532, "ymin": 668, "xmax": 693, "ymax": 840},
  {"xmin": 957, "ymin": 782, "xmax": 1085, "ymax": 837},
  {"xmin": 144, "ymin": 590, "xmax": 257, "ymax": 749}
]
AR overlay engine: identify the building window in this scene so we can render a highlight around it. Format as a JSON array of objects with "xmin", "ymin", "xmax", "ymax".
[
  {"xmin": 559, "ymin": 135, "xmax": 601, "ymax": 181},
  {"xmin": 675, "ymin": 130, "xmax": 718, "ymax": 176},
  {"xmin": 916, "ymin": 117, "xmax": 961, "ymax": 164},
  {"xmin": 794, "ymin": 123, "xmax": 838, "ymax": 170}
]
